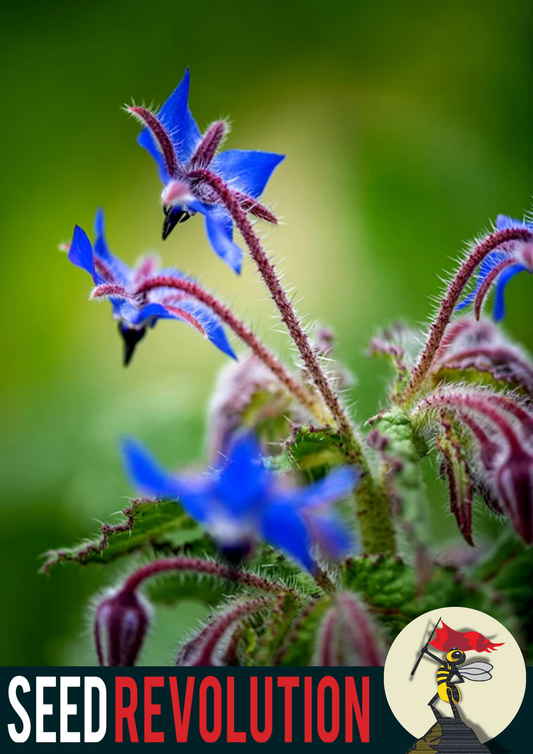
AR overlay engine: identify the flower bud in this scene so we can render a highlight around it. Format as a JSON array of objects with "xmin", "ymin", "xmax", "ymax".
[
  {"xmin": 176, "ymin": 598, "xmax": 270, "ymax": 667},
  {"xmin": 93, "ymin": 587, "xmax": 151, "ymax": 666},
  {"xmin": 207, "ymin": 354, "xmax": 291, "ymax": 461},
  {"xmin": 314, "ymin": 592, "xmax": 383, "ymax": 666},
  {"xmin": 432, "ymin": 317, "xmax": 533, "ymax": 399},
  {"xmin": 494, "ymin": 447, "xmax": 533, "ymax": 544}
]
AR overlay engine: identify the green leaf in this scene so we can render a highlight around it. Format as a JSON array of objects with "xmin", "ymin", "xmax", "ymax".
[
  {"xmin": 247, "ymin": 544, "xmax": 321, "ymax": 598},
  {"xmin": 145, "ymin": 567, "xmax": 241, "ymax": 607},
  {"xmin": 245, "ymin": 591, "xmax": 302, "ymax": 665},
  {"xmin": 341, "ymin": 555, "xmax": 518, "ymax": 641},
  {"xmin": 367, "ymin": 410, "xmax": 429, "ymax": 556},
  {"xmin": 341, "ymin": 556, "xmax": 416, "ymax": 612},
  {"xmin": 275, "ymin": 597, "xmax": 332, "ymax": 666},
  {"xmin": 472, "ymin": 534, "xmax": 533, "ymax": 661},
  {"xmin": 284, "ymin": 426, "xmax": 348, "ymax": 481},
  {"xmin": 41, "ymin": 499, "xmax": 204, "ymax": 572},
  {"xmin": 240, "ymin": 389, "xmax": 293, "ymax": 444}
]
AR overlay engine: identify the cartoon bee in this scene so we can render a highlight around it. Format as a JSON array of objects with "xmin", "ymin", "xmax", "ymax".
[
  {"xmin": 411, "ymin": 618, "xmax": 502, "ymax": 718},
  {"xmin": 420, "ymin": 645, "xmax": 493, "ymax": 708}
]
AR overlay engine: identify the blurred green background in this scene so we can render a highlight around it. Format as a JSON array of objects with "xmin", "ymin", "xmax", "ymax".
[{"xmin": 0, "ymin": 0, "xmax": 531, "ymax": 665}]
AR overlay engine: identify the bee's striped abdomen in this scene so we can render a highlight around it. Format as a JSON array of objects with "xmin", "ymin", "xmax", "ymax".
[{"xmin": 436, "ymin": 662, "xmax": 461, "ymax": 704}]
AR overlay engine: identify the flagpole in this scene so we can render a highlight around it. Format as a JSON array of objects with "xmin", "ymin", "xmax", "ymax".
[{"xmin": 411, "ymin": 616, "xmax": 441, "ymax": 676}]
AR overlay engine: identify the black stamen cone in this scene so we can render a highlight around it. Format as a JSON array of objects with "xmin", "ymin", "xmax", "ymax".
[
  {"xmin": 220, "ymin": 542, "xmax": 254, "ymax": 565},
  {"xmin": 162, "ymin": 205, "xmax": 192, "ymax": 240},
  {"xmin": 119, "ymin": 324, "xmax": 147, "ymax": 366}
]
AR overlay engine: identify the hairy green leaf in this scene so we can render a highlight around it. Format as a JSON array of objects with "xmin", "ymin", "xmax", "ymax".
[
  {"xmin": 41, "ymin": 499, "xmax": 204, "ymax": 572},
  {"xmin": 275, "ymin": 597, "xmax": 332, "ymax": 666},
  {"xmin": 284, "ymin": 426, "xmax": 348, "ymax": 481}
]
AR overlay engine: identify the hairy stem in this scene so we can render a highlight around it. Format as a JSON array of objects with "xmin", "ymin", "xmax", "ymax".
[
  {"xmin": 190, "ymin": 169, "xmax": 357, "ymax": 442},
  {"xmin": 136, "ymin": 276, "xmax": 322, "ymax": 420},
  {"xmin": 414, "ymin": 392, "xmax": 523, "ymax": 451},
  {"xmin": 122, "ymin": 557, "xmax": 289, "ymax": 595},
  {"xmin": 193, "ymin": 598, "xmax": 272, "ymax": 665},
  {"xmin": 192, "ymin": 172, "xmax": 398, "ymax": 553},
  {"xmin": 402, "ymin": 227, "xmax": 533, "ymax": 402},
  {"xmin": 355, "ymin": 474, "xmax": 397, "ymax": 557},
  {"xmin": 312, "ymin": 567, "xmax": 336, "ymax": 594}
]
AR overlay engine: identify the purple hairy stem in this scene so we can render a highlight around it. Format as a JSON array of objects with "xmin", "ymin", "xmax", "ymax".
[
  {"xmin": 92, "ymin": 283, "xmax": 129, "ymax": 298},
  {"xmin": 474, "ymin": 258, "xmax": 516, "ymax": 320},
  {"xmin": 417, "ymin": 395, "xmax": 533, "ymax": 543},
  {"xmin": 459, "ymin": 413, "xmax": 500, "ymax": 472},
  {"xmin": 232, "ymin": 191, "xmax": 279, "ymax": 224},
  {"xmin": 188, "ymin": 168, "xmax": 360, "ymax": 454},
  {"xmin": 418, "ymin": 391, "xmax": 523, "ymax": 450},
  {"xmin": 190, "ymin": 121, "xmax": 227, "ymax": 168},
  {"xmin": 314, "ymin": 593, "xmax": 383, "ymax": 667},
  {"xmin": 220, "ymin": 627, "xmax": 242, "ymax": 666},
  {"xmin": 93, "ymin": 258, "xmax": 116, "ymax": 282},
  {"xmin": 437, "ymin": 412, "xmax": 475, "ymax": 545},
  {"xmin": 314, "ymin": 608, "xmax": 338, "ymax": 666},
  {"xmin": 402, "ymin": 227, "xmax": 533, "ymax": 402},
  {"xmin": 134, "ymin": 276, "xmax": 320, "ymax": 417},
  {"xmin": 183, "ymin": 598, "xmax": 271, "ymax": 666},
  {"xmin": 432, "ymin": 318, "xmax": 477, "ymax": 366},
  {"xmin": 482, "ymin": 392, "xmax": 533, "ymax": 435},
  {"xmin": 336, "ymin": 593, "xmax": 383, "ymax": 666},
  {"xmin": 439, "ymin": 346, "xmax": 533, "ymax": 397},
  {"xmin": 122, "ymin": 557, "xmax": 288, "ymax": 595},
  {"xmin": 127, "ymin": 106, "xmax": 179, "ymax": 178},
  {"xmin": 459, "ymin": 413, "xmax": 505, "ymax": 515},
  {"xmin": 176, "ymin": 620, "xmax": 216, "ymax": 667}
]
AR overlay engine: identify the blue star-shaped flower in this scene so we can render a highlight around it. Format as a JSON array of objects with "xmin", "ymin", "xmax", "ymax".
[
  {"xmin": 458, "ymin": 215, "xmax": 533, "ymax": 321},
  {"xmin": 128, "ymin": 69, "xmax": 285, "ymax": 274},
  {"xmin": 122, "ymin": 434, "xmax": 357, "ymax": 571},
  {"xmin": 68, "ymin": 210, "xmax": 236, "ymax": 365}
]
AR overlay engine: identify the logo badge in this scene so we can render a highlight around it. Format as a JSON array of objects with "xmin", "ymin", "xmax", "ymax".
[{"xmin": 384, "ymin": 606, "xmax": 526, "ymax": 749}]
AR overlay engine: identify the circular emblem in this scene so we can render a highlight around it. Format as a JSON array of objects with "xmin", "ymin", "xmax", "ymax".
[{"xmin": 384, "ymin": 606, "xmax": 526, "ymax": 745}]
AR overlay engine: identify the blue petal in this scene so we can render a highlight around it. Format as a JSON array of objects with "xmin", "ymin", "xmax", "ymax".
[
  {"xmin": 305, "ymin": 513, "xmax": 353, "ymax": 560},
  {"xmin": 176, "ymin": 298, "xmax": 237, "ymax": 359},
  {"xmin": 69, "ymin": 226, "xmax": 95, "ymax": 278},
  {"xmin": 260, "ymin": 503, "xmax": 315, "ymax": 571},
  {"xmin": 93, "ymin": 209, "xmax": 131, "ymax": 284},
  {"xmin": 121, "ymin": 438, "xmax": 210, "ymax": 522},
  {"xmin": 120, "ymin": 299, "xmax": 236, "ymax": 358},
  {"xmin": 138, "ymin": 69, "xmax": 201, "ymax": 172},
  {"xmin": 493, "ymin": 264, "xmax": 526, "ymax": 321},
  {"xmin": 290, "ymin": 468, "xmax": 358, "ymax": 509},
  {"xmin": 496, "ymin": 214, "xmax": 527, "ymax": 231},
  {"xmin": 122, "ymin": 438, "xmax": 181, "ymax": 498},
  {"xmin": 456, "ymin": 251, "xmax": 509, "ymax": 311},
  {"xmin": 202, "ymin": 207, "xmax": 243, "ymax": 273},
  {"xmin": 211, "ymin": 149, "xmax": 285, "ymax": 198},
  {"xmin": 138, "ymin": 129, "xmax": 170, "ymax": 184},
  {"xmin": 216, "ymin": 434, "xmax": 271, "ymax": 516},
  {"xmin": 126, "ymin": 302, "xmax": 175, "ymax": 327}
]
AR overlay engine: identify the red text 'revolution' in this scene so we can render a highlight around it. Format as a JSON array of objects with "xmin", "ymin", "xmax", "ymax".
[{"xmin": 116, "ymin": 675, "xmax": 370, "ymax": 744}]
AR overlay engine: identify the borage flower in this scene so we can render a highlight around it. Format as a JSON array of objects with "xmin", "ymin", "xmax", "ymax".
[
  {"xmin": 458, "ymin": 215, "xmax": 533, "ymax": 321},
  {"xmin": 68, "ymin": 210, "xmax": 236, "ymax": 365},
  {"xmin": 416, "ymin": 388, "xmax": 533, "ymax": 544},
  {"xmin": 122, "ymin": 433, "xmax": 357, "ymax": 571},
  {"xmin": 128, "ymin": 69, "xmax": 284, "ymax": 273}
]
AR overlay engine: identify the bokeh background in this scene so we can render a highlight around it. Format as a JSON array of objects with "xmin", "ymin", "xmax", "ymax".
[{"xmin": 0, "ymin": 0, "xmax": 531, "ymax": 665}]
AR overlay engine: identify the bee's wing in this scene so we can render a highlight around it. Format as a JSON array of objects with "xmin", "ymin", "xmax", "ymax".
[{"xmin": 460, "ymin": 662, "xmax": 493, "ymax": 681}]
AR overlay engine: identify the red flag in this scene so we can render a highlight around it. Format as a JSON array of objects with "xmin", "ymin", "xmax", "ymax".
[{"xmin": 429, "ymin": 621, "xmax": 504, "ymax": 653}]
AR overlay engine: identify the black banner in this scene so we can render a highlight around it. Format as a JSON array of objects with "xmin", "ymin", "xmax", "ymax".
[{"xmin": 0, "ymin": 668, "xmax": 529, "ymax": 750}]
